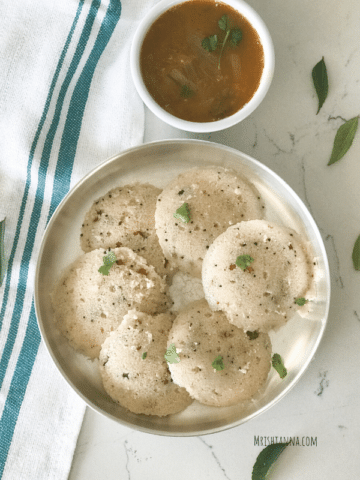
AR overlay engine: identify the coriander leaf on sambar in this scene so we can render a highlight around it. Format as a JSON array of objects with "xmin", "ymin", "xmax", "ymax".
[{"xmin": 202, "ymin": 34, "xmax": 218, "ymax": 52}]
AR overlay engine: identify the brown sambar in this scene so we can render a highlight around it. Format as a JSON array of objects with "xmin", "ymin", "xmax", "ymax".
[{"xmin": 140, "ymin": 0, "xmax": 264, "ymax": 123}]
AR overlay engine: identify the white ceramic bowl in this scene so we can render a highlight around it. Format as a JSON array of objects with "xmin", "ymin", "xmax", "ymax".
[
  {"xmin": 130, "ymin": 0, "xmax": 275, "ymax": 132},
  {"xmin": 35, "ymin": 140, "xmax": 330, "ymax": 436}
]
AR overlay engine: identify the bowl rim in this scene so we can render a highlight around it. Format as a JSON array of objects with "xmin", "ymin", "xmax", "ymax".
[
  {"xmin": 34, "ymin": 139, "xmax": 331, "ymax": 436},
  {"xmin": 130, "ymin": 0, "xmax": 275, "ymax": 133}
]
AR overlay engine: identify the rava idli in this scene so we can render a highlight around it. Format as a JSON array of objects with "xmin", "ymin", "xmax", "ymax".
[
  {"xmin": 50, "ymin": 247, "xmax": 170, "ymax": 359},
  {"xmin": 202, "ymin": 220, "xmax": 314, "ymax": 332},
  {"xmin": 167, "ymin": 299, "xmax": 272, "ymax": 407},
  {"xmin": 99, "ymin": 310, "xmax": 193, "ymax": 416},
  {"xmin": 155, "ymin": 167, "xmax": 264, "ymax": 278},
  {"xmin": 80, "ymin": 183, "xmax": 172, "ymax": 278}
]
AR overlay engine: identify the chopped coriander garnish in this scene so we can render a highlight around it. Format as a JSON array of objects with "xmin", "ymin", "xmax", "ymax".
[
  {"xmin": 230, "ymin": 27, "xmax": 242, "ymax": 47},
  {"xmin": 180, "ymin": 84, "xmax": 194, "ymax": 98},
  {"xmin": 236, "ymin": 254, "xmax": 254, "ymax": 271},
  {"xmin": 295, "ymin": 297, "xmax": 308, "ymax": 306},
  {"xmin": 165, "ymin": 343, "xmax": 180, "ymax": 364},
  {"xmin": 212, "ymin": 355, "xmax": 225, "ymax": 371},
  {"xmin": 272, "ymin": 353, "xmax": 287, "ymax": 379},
  {"xmin": 218, "ymin": 14, "xmax": 231, "ymax": 31},
  {"xmin": 173, "ymin": 203, "xmax": 190, "ymax": 223},
  {"xmin": 246, "ymin": 330, "xmax": 259, "ymax": 340},
  {"xmin": 202, "ymin": 15, "xmax": 243, "ymax": 69},
  {"xmin": 202, "ymin": 34, "xmax": 218, "ymax": 52},
  {"xmin": 142, "ymin": 352, "xmax": 147, "ymax": 360},
  {"xmin": 98, "ymin": 251, "xmax": 117, "ymax": 275}
]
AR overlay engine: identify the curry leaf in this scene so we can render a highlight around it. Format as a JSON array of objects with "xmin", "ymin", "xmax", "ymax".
[
  {"xmin": 328, "ymin": 116, "xmax": 358, "ymax": 165},
  {"xmin": 312, "ymin": 57, "xmax": 328, "ymax": 114},
  {"xmin": 252, "ymin": 442, "xmax": 290, "ymax": 480},
  {"xmin": 0, "ymin": 217, "xmax": 6, "ymax": 286},
  {"xmin": 352, "ymin": 235, "xmax": 360, "ymax": 271}
]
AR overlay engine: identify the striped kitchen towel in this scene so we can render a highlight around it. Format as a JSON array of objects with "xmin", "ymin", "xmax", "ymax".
[{"xmin": 0, "ymin": 0, "xmax": 156, "ymax": 478}]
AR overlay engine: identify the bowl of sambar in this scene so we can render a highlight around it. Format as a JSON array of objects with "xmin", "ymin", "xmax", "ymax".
[{"xmin": 130, "ymin": 0, "xmax": 275, "ymax": 132}]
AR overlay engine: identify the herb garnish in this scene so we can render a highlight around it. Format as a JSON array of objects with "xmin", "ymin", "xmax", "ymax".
[
  {"xmin": 212, "ymin": 355, "xmax": 225, "ymax": 371},
  {"xmin": 272, "ymin": 353, "xmax": 287, "ymax": 379},
  {"xmin": 180, "ymin": 85, "xmax": 194, "ymax": 98},
  {"xmin": 236, "ymin": 254, "xmax": 254, "ymax": 271},
  {"xmin": 142, "ymin": 352, "xmax": 147, "ymax": 360},
  {"xmin": 0, "ymin": 217, "xmax": 5, "ymax": 286},
  {"xmin": 295, "ymin": 297, "xmax": 308, "ymax": 306},
  {"xmin": 173, "ymin": 203, "xmax": 190, "ymax": 223},
  {"xmin": 202, "ymin": 14, "xmax": 242, "ymax": 69},
  {"xmin": 165, "ymin": 343, "xmax": 180, "ymax": 364},
  {"xmin": 252, "ymin": 442, "xmax": 290, "ymax": 480},
  {"xmin": 312, "ymin": 57, "xmax": 328, "ymax": 114},
  {"xmin": 246, "ymin": 330, "xmax": 259, "ymax": 340},
  {"xmin": 352, "ymin": 235, "xmax": 360, "ymax": 271},
  {"xmin": 328, "ymin": 116, "xmax": 358, "ymax": 165},
  {"xmin": 98, "ymin": 251, "xmax": 117, "ymax": 275},
  {"xmin": 202, "ymin": 34, "xmax": 218, "ymax": 52}
]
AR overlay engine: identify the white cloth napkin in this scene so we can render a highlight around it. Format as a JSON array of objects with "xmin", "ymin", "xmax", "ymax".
[{"xmin": 0, "ymin": 0, "xmax": 156, "ymax": 478}]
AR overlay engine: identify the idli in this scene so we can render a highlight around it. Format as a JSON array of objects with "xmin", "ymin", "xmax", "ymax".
[
  {"xmin": 80, "ymin": 183, "xmax": 172, "ymax": 278},
  {"xmin": 51, "ymin": 247, "xmax": 170, "ymax": 358},
  {"xmin": 155, "ymin": 167, "xmax": 264, "ymax": 277},
  {"xmin": 202, "ymin": 220, "xmax": 314, "ymax": 332},
  {"xmin": 99, "ymin": 310, "xmax": 193, "ymax": 416},
  {"xmin": 167, "ymin": 299, "xmax": 272, "ymax": 407}
]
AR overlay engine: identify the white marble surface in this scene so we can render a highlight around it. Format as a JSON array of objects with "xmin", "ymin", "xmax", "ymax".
[{"xmin": 69, "ymin": 0, "xmax": 360, "ymax": 478}]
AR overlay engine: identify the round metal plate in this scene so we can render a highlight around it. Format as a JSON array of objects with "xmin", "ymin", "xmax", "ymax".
[{"xmin": 34, "ymin": 139, "xmax": 330, "ymax": 436}]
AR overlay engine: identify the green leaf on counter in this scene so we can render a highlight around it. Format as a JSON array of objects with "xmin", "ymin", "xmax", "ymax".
[
  {"xmin": 252, "ymin": 442, "xmax": 290, "ymax": 480},
  {"xmin": 272, "ymin": 353, "xmax": 287, "ymax": 379},
  {"xmin": 142, "ymin": 352, "xmax": 147, "ymax": 360},
  {"xmin": 352, "ymin": 235, "xmax": 360, "ymax": 271},
  {"xmin": 312, "ymin": 57, "xmax": 328, "ymax": 114},
  {"xmin": 0, "ymin": 217, "xmax": 6, "ymax": 286},
  {"xmin": 328, "ymin": 116, "xmax": 358, "ymax": 165}
]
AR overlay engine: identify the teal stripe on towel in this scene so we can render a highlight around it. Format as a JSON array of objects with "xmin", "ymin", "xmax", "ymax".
[
  {"xmin": 0, "ymin": 303, "xmax": 41, "ymax": 477},
  {"xmin": 48, "ymin": 0, "xmax": 122, "ymax": 218},
  {"xmin": 0, "ymin": 0, "xmax": 101, "ymax": 388},
  {"xmin": 0, "ymin": 0, "xmax": 84, "ymax": 332},
  {"xmin": 0, "ymin": 1, "xmax": 121, "ymax": 477}
]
